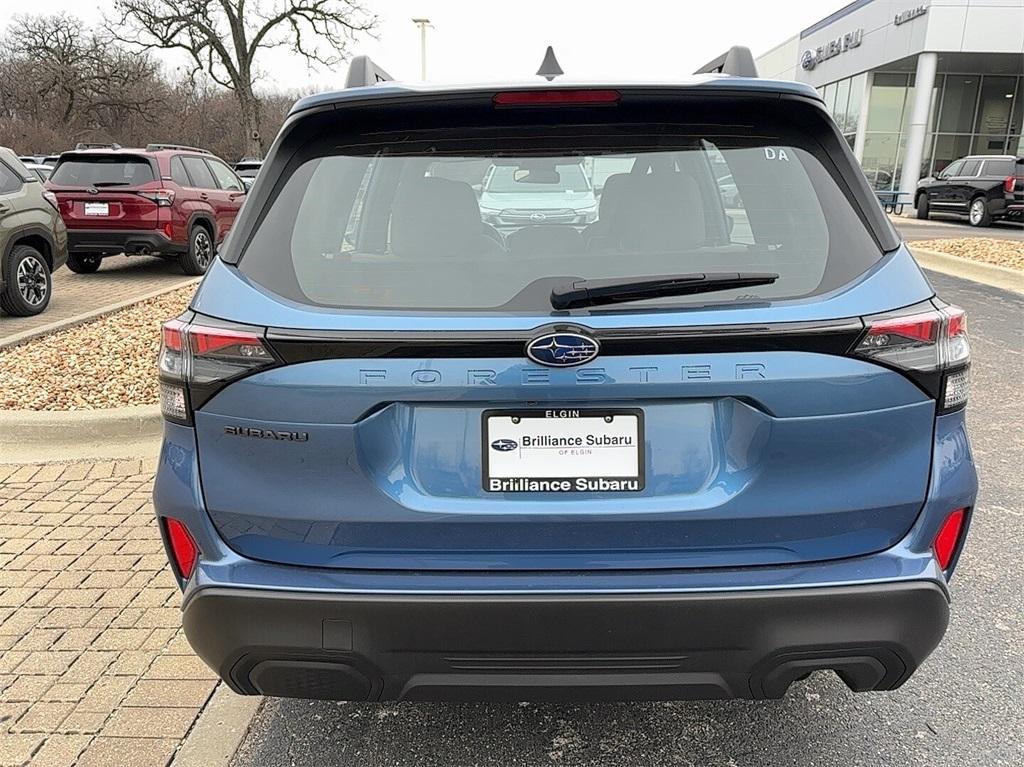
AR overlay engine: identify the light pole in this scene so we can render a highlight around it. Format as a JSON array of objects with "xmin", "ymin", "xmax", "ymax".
[{"xmin": 412, "ymin": 18, "xmax": 432, "ymax": 81}]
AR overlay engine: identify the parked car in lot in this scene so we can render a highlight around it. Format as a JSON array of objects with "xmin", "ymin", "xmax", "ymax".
[
  {"xmin": 916, "ymin": 154, "xmax": 1024, "ymax": 226},
  {"xmin": 155, "ymin": 50, "xmax": 976, "ymax": 704},
  {"xmin": 234, "ymin": 158, "xmax": 262, "ymax": 191},
  {"xmin": 478, "ymin": 160, "xmax": 598, "ymax": 227},
  {"xmin": 0, "ymin": 147, "xmax": 68, "ymax": 316},
  {"xmin": 46, "ymin": 143, "xmax": 246, "ymax": 275},
  {"xmin": 24, "ymin": 164, "xmax": 52, "ymax": 183}
]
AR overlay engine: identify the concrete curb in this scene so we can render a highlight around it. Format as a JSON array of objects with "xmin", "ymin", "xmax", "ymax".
[
  {"xmin": 909, "ymin": 246, "xmax": 1024, "ymax": 295},
  {"xmin": 171, "ymin": 684, "xmax": 262, "ymax": 767},
  {"xmin": 0, "ymin": 404, "xmax": 163, "ymax": 464},
  {"xmin": 0, "ymin": 277, "xmax": 199, "ymax": 350}
]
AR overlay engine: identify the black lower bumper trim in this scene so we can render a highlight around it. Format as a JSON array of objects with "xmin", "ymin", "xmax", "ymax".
[
  {"xmin": 67, "ymin": 229, "xmax": 185, "ymax": 256},
  {"xmin": 182, "ymin": 581, "xmax": 949, "ymax": 702}
]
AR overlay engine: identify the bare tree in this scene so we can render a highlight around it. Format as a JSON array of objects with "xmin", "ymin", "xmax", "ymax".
[
  {"xmin": 0, "ymin": 14, "xmax": 165, "ymax": 147},
  {"xmin": 109, "ymin": 0, "xmax": 376, "ymax": 157}
]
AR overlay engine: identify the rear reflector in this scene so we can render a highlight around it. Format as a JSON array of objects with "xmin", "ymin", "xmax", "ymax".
[
  {"xmin": 493, "ymin": 89, "xmax": 621, "ymax": 107},
  {"xmin": 933, "ymin": 509, "xmax": 966, "ymax": 570},
  {"xmin": 164, "ymin": 518, "xmax": 199, "ymax": 579}
]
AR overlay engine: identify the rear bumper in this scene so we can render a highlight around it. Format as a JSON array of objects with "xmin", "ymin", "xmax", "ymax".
[
  {"xmin": 183, "ymin": 581, "xmax": 949, "ymax": 702},
  {"xmin": 67, "ymin": 228, "xmax": 185, "ymax": 256}
]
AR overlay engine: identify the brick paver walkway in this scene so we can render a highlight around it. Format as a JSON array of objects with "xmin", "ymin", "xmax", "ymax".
[
  {"xmin": 0, "ymin": 459, "xmax": 216, "ymax": 767},
  {"xmin": 0, "ymin": 257, "xmax": 195, "ymax": 345}
]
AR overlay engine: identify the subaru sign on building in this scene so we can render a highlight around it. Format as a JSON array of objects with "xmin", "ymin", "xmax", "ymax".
[{"xmin": 756, "ymin": 0, "xmax": 1023, "ymax": 203}]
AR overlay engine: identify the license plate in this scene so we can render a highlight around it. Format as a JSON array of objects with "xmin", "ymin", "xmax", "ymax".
[
  {"xmin": 482, "ymin": 408, "xmax": 644, "ymax": 493},
  {"xmin": 83, "ymin": 202, "xmax": 109, "ymax": 216}
]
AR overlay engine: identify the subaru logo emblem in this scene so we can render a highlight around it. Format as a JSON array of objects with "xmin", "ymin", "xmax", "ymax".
[
  {"xmin": 491, "ymin": 439, "xmax": 518, "ymax": 452},
  {"xmin": 526, "ymin": 332, "xmax": 600, "ymax": 367}
]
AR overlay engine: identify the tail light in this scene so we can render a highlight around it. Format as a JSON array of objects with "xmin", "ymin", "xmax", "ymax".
[
  {"xmin": 1004, "ymin": 175, "xmax": 1022, "ymax": 194},
  {"xmin": 933, "ymin": 508, "xmax": 967, "ymax": 571},
  {"xmin": 42, "ymin": 190, "xmax": 60, "ymax": 211},
  {"xmin": 139, "ymin": 189, "xmax": 175, "ymax": 206},
  {"xmin": 852, "ymin": 303, "xmax": 969, "ymax": 412},
  {"xmin": 159, "ymin": 317, "xmax": 279, "ymax": 425},
  {"xmin": 162, "ymin": 517, "xmax": 199, "ymax": 579}
]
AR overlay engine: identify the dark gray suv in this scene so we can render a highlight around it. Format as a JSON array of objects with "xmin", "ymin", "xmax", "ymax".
[{"xmin": 0, "ymin": 147, "xmax": 69, "ymax": 316}]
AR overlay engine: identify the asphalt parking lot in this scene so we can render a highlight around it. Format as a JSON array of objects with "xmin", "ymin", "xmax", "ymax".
[{"xmin": 229, "ymin": 270, "xmax": 1024, "ymax": 767}]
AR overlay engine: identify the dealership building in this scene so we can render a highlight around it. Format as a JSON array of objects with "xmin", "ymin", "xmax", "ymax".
[{"xmin": 755, "ymin": 0, "xmax": 1024, "ymax": 200}]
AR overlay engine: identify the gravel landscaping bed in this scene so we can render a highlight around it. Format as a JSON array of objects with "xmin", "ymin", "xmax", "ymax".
[
  {"xmin": 913, "ymin": 238, "xmax": 1024, "ymax": 271},
  {"xmin": 0, "ymin": 286, "xmax": 193, "ymax": 410}
]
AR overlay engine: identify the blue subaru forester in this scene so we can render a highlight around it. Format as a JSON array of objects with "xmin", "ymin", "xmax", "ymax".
[{"xmin": 154, "ymin": 49, "xmax": 977, "ymax": 703}]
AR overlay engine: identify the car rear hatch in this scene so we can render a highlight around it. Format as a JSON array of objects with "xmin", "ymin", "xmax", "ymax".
[
  {"xmin": 47, "ymin": 152, "xmax": 166, "ymax": 230},
  {"xmin": 163, "ymin": 85, "xmax": 958, "ymax": 572}
]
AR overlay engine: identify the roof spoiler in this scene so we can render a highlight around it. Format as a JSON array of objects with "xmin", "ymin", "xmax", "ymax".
[
  {"xmin": 345, "ymin": 55, "xmax": 394, "ymax": 88},
  {"xmin": 694, "ymin": 46, "xmax": 758, "ymax": 78}
]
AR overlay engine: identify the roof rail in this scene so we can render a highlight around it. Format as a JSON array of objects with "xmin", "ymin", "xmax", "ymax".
[
  {"xmin": 74, "ymin": 142, "xmax": 122, "ymax": 151},
  {"xmin": 694, "ymin": 46, "xmax": 758, "ymax": 78},
  {"xmin": 145, "ymin": 143, "xmax": 211, "ymax": 154},
  {"xmin": 345, "ymin": 55, "xmax": 394, "ymax": 88}
]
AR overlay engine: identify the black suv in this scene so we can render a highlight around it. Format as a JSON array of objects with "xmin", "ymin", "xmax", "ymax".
[{"xmin": 915, "ymin": 154, "xmax": 1023, "ymax": 227}]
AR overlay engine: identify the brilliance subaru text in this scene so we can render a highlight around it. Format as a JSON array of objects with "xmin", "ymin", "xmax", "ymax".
[{"xmin": 154, "ymin": 48, "xmax": 977, "ymax": 703}]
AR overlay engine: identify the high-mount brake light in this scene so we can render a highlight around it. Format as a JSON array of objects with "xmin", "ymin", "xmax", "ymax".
[
  {"xmin": 853, "ymin": 304, "xmax": 970, "ymax": 412},
  {"xmin": 492, "ymin": 89, "xmax": 621, "ymax": 107},
  {"xmin": 157, "ymin": 319, "xmax": 278, "ymax": 425}
]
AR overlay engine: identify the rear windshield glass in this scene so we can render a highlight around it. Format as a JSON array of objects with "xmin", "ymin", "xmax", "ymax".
[
  {"xmin": 50, "ymin": 157, "xmax": 155, "ymax": 187},
  {"xmin": 238, "ymin": 121, "xmax": 883, "ymax": 313}
]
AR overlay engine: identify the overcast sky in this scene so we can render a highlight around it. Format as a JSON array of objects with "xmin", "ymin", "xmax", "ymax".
[{"xmin": 0, "ymin": 0, "xmax": 849, "ymax": 91}]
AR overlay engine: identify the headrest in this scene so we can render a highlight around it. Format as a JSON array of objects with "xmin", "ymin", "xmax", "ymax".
[
  {"xmin": 598, "ymin": 173, "xmax": 631, "ymax": 222},
  {"xmin": 390, "ymin": 177, "xmax": 484, "ymax": 256},
  {"xmin": 615, "ymin": 173, "xmax": 705, "ymax": 252}
]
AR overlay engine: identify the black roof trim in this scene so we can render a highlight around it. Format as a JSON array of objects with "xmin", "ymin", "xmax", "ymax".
[
  {"xmin": 345, "ymin": 55, "xmax": 394, "ymax": 88},
  {"xmin": 694, "ymin": 46, "xmax": 758, "ymax": 78}
]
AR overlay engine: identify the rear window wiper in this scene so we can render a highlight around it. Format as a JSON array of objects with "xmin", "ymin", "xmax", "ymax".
[{"xmin": 550, "ymin": 272, "xmax": 779, "ymax": 310}]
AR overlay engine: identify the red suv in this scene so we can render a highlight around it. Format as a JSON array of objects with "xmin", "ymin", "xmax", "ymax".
[{"xmin": 46, "ymin": 144, "xmax": 246, "ymax": 275}]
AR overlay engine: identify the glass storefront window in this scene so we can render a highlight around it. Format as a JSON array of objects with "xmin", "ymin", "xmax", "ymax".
[
  {"xmin": 931, "ymin": 135, "xmax": 974, "ymax": 175},
  {"xmin": 861, "ymin": 133, "xmax": 901, "ymax": 190},
  {"xmin": 971, "ymin": 135, "xmax": 1009, "ymax": 155},
  {"xmin": 845, "ymin": 73, "xmax": 866, "ymax": 136},
  {"xmin": 938, "ymin": 76, "xmax": 980, "ymax": 133},
  {"xmin": 834, "ymin": 78, "xmax": 851, "ymax": 131},
  {"xmin": 823, "ymin": 83, "xmax": 838, "ymax": 118},
  {"xmin": 975, "ymin": 76, "xmax": 1017, "ymax": 137},
  {"xmin": 867, "ymin": 73, "xmax": 909, "ymax": 132},
  {"xmin": 1010, "ymin": 77, "xmax": 1023, "ymax": 146}
]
